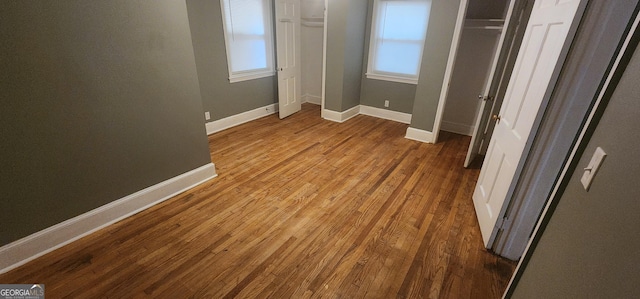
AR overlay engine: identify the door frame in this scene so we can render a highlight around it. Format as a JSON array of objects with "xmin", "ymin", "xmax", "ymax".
[
  {"xmin": 321, "ymin": 0, "xmax": 328, "ymax": 116},
  {"xmin": 494, "ymin": 0, "xmax": 640, "ymax": 259},
  {"xmin": 505, "ymin": 5, "xmax": 640, "ymax": 295},
  {"xmin": 463, "ymin": 0, "xmax": 532, "ymax": 167},
  {"xmin": 472, "ymin": 0, "xmax": 589, "ymax": 248}
]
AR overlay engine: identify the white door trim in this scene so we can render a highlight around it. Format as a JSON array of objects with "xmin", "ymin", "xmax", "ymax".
[
  {"xmin": 320, "ymin": 0, "xmax": 328, "ymax": 116},
  {"xmin": 504, "ymin": 9, "xmax": 640, "ymax": 296},
  {"xmin": 473, "ymin": 0, "xmax": 585, "ymax": 247}
]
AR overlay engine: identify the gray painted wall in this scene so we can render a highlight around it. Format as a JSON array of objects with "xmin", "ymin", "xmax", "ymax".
[
  {"xmin": 359, "ymin": 0, "xmax": 417, "ymax": 114},
  {"xmin": 510, "ymin": 32, "xmax": 640, "ymax": 298},
  {"xmin": 441, "ymin": 29, "xmax": 500, "ymax": 135},
  {"xmin": 324, "ymin": 0, "xmax": 367, "ymax": 112},
  {"xmin": 411, "ymin": 0, "xmax": 463, "ymax": 132},
  {"xmin": 324, "ymin": 0, "xmax": 348, "ymax": 111},
  {"xmin": 359, "ymin": 79, "xmax": 417, "ymax": 114},
  {"xmin": 341, "ymin": 0, "xmax": 368, "ymax": 111},
  {"xmin": 0, "ymin": 1, "xmax": 212, "ymax": 246},
  {"xmin": 186, "ymin": 0, "xmax": 277, "ymax": 120}
]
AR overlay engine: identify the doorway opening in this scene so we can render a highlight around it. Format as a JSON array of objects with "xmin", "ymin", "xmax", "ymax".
[
  {"xmin": 300, "ymin": 0, "xmax": 324, "ymax": 109},
  {"xmin": 275, "ymin": 0, "xmax": 326, "ymax": 119}
]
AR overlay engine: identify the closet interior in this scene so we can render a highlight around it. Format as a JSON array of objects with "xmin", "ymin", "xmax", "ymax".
[
  {"xmin": 300, "ymin": 0, "xmax": 325, "ymax": 107},
  {"xmin": 440, "ymin": 0, "xmax": 510, "ymax": 137}
]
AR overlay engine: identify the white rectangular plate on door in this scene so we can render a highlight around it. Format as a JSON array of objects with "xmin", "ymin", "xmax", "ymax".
[{"xmin": 581, "ymin": 146, "xmax": 607, "ymax": 191}]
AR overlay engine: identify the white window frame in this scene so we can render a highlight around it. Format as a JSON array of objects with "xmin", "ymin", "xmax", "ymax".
[
  {"xmin": 366, "ymin": 0, "xmax": 432, "ymax": 85},
  {"xmin": 220, "ymin": 0, "xmax": 276, "ymax": 83}
]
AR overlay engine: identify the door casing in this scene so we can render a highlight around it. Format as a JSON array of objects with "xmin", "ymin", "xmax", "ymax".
[{"xmin": 472, "ymin": 0, "xmax": 585, "ymax": 247}]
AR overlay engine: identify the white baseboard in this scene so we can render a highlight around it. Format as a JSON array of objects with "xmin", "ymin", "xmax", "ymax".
[
  {"xmin": 440, "ymin": 121, "xmax": 474, "ymax": 136},
  {"xmin": 323, "ymin": 105, "xmax": 413, "ymax": 125},
  {"xmin": 302, "ymin": 94, "xmax": 322, "ymax": 105},
  {"xmin": 321, "ymin": 109, "xmax": 342, "ymax": 122},
  {"xmin": 341, "ymin": 105, "xmax": 360, "ymax": 122},
  {"xmin": 405, "ymin": 127, "xmax": 434, "ymax": 143},
  {"xmin": 206, "ymin": 103, "xmax": 278, "ymax": 135},
  {"xmin": 322, "ymin": 105, "xmax": 360, "ymax": 123},
  {"xmin": 0, "ymin": 163, "xmax": 217, "ymax": 274},
  {"xmin": 359, "ymin": 105, "xmax": 412, "ymax": 124}
]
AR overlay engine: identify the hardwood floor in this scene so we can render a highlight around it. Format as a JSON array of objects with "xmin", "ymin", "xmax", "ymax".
[{"xmin": 0, "ymin": 104, "xmax": 516, "ymax": 298}]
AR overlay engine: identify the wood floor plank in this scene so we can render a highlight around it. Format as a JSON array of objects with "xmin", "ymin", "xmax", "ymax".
[{"xmin": 0, "ymin": 104, "xmax": 516, "ymax": 298}]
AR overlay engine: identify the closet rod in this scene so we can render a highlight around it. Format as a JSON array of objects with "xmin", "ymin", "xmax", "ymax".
[
  {"xmin": 301, "ymin": 17, "xmax": 324, "ymax": 27},
  {"xmin": 302, "ymin": 21, "xmax": 324, "ymax": 27},
  {"xmin": 464, "ymin": 18, "xmax": 504, "ymax": 30}
]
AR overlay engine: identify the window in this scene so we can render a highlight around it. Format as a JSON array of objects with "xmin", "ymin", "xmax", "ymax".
[
  {"xmin": 366, "ymin": 0, "xmax": 432, "ymax": 84},
  {"xmin": 220, "ymin": 0, "xmax": 275, "ymax": 83}
]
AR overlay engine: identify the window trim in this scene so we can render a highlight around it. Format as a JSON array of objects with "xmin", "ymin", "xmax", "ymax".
[
  {"xmin": 220, "ymin": 0, "xmax": 276, "ymax": 83},
  {"xmin": 366, "ymin": 0, "xmax": 431, "ymax": 85}
]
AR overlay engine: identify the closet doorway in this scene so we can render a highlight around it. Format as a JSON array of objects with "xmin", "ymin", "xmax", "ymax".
[
  {"xmin": 300, "ymin": 0, "xmax": 325, "ymax": 110},
  {"xmin": 435, "ymin": 0, "xmax": 530, "ymax": 168},
  {"xmin": 439, "ymin": 2, "xmax": 508, "ymax": 143},
  {"xmin": 275, "ymin": 0, "xmax": 325, "ymax": 118}
]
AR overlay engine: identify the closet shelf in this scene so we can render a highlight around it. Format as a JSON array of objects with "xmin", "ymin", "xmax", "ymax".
[
  {"xmin": 301, "ymin": 17, "xmax": 324, "ymax": 27},
  {"xmin": 464, "ymin": 19, "xmax": 504, "ymax": 30}
]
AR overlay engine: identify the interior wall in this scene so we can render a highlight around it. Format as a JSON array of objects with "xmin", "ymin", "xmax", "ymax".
[
  {"xmin": 359, "ymin": 0, "xmax": 508, "ymax": 130},
  {"xmin": 510, "ymin": 31, "xmax": 640, "ymax": 298},
  {"xmin": 324, "ymin": 0, "xmax": 348, "ymax": 111},
  {"xmin": 301, "ymin": 0, "xmax": 325, "ymax": 105},
  {"xmin": 324, "ymin": 0, "xmax": 367, "ymax": 112},
  {"xmin": 341, "ymin": 0, "xmax": 368, "ymax": 111},
  {"xmin": 0, "ymin": 0, "xmax": 212, "ymax": 246},
  {"xmin": 359, "ymin": 0, "xmax": 417, "ymax": 114},
  {"xmin": 410, "ymin": 0, "xmax": 464, "ymax": 132},
  {"xmin": 186, "ymin": 0, "xmax": 277, "ymax": 121}
]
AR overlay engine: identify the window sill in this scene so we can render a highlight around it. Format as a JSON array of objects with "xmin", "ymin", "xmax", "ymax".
[
  {"xmin": 365, "ymin": 73, "xmax": 418, "ymax": 85},
  {"xmin": 229, "ymin": 70, "xmax": 275, "ymax": 83}
]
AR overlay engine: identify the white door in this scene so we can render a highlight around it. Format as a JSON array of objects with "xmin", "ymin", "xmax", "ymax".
[
  {"xmin": 276, "ymin": 0, "xmax": 301, "ymax": 119},
  {"xmin": 473, "ymin": 0, "xmax": 581, "ymax": 247}
]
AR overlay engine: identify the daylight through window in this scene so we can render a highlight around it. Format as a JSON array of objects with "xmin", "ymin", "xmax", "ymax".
[
  {"xmin": 221, "ymin": 0, "xmax": 275, "ymax": 83},
  {"xmin": 366, "ymin": 0, "xmax": 432, "ymax": 84}
]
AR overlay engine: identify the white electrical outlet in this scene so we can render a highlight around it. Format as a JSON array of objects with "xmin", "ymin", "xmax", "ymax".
[
  {"xmin": 580, "ymin": 147, "xmax": 606, "ymax": 191},
  {"xmin": 384, "ymin": 100, "xmax": 390, "ymax": 108},
  {"xmin": 204, "ymin": 111, "xmax": 211, "ymax": 121}
]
